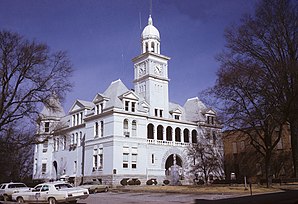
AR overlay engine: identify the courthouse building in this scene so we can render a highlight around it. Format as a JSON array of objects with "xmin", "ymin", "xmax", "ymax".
[{"xmin": 33, "ymin": 15, "xmax": 222, "ymax": 185}]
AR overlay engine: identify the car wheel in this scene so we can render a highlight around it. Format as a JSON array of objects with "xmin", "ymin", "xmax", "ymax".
[
  {"xmin": 104, "ymin": 187, "xmax": 109, "ymax": 192},
  {"xmin": 3, "ymin": 195, "xmax": 9, "ymax": 201},
  {"xmin": 48, "ymin": 197, "xmax": 57, "ymax": 204},
  {"xmin": 17, "ymin": 197, "xmax": 25, "ymax": 203}
]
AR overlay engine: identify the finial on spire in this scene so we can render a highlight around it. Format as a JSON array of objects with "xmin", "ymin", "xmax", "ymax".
[{"xmin": 148, "ymin": 15, "xmax": 153, "ymax": 25}]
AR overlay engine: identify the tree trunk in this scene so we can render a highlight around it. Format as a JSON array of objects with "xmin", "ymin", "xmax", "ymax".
[
  {"xmin": 265, "ymin": 152, "xmax": 272, "ymax": 188},
  {"xmin": 289, "ymin": 117, "xmax": 298, "ymax": 178}
]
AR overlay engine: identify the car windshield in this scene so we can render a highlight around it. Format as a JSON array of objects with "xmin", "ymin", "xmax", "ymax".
[
  {"xmin": 1, "ymin": 185, "xmax": 6, "ymax": 189},
  {"xmin": 8, "ymin": 183, "xmax": 27, "ymax": 188},
  {"xmin": 55, "ymin": 183, "xmax": 73, "ymax": 190}
]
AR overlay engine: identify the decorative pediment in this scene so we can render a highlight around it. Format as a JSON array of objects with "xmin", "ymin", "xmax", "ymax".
[
  {"xmin": 69, "ymin": 100, "xmax": 94, "ymax": 113},
  {"xmin": 119, "ymin": 91, "xmax": 139, "ymax": 101},
  {"xmin": 92, "ymin": 93, "xmax": 109, "ymax": 104},
  {"xmin": 170, "ymin": 108, "xmax": 182, "ymax": 115},
  {"xmin": 205, "ymin": 108, "xmax": 216, "ymax": 115}
]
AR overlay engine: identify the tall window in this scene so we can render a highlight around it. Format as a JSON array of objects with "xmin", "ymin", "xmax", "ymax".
[
  {"xmin": 93, "ymin": 147, "xmax": 103, "ymax": 170},
  {"xmin": 45, "ymin": 122, "xmax": 50, "ymax": 133},
  {"xmin": 132, "ymin": 154, "xmax": 137, "ymax": 169},
  {"xmin": 131, "ymin": 102, "xmax": 136, "ymax": 112},
  {"xmin": 123, "ymin": 153, "xmax": 129, "ymax": 168},
  {"xmin": 132, "ymin": 120, "xmax": 137, "ymax": 137},
  {"xmin": 157, "ymin": 125, "xmax": 163, "ymax": 140},
  {"xmin": 63, "ymin": 136, "xmax": 67, "ymax": 150},
  {"xmin": 94, "ymin": 122, "xmax": 99, "ymax": 137},
  {"xmin": 166, "ymin": 126, "xmax": 172, "ymax": 141},
  {"xmin": 42, "ymin": 163, "xmax": 47, "ymax": 174},
  {"xmin": 80, "ymin": 112, "xmax": 83, "ymax": 124},
  {"xmin": 183, "ymin": 129, "xmax": 189, "ymax": 143},
  {"xmin": 151, "ymin": 154, "xmax": 155, "ymax": 164},
  {"xmin": 43, "ymin": 141, "xmax": 48, "ymax": 153},
  {"xmin": 98, "ymin": 148, "xmax": 103, "ymax": 169},
  {"xmin": 123, "ymin": 119, "xmax": 129, "ymax": 137},
  {"xmin": 100, "ymin": 121, "xmax": 104, "ymax": 137},
  {"xmin": 125, "ymin": 101, "xmax": 129, "ymax": 111},
  {"xmin": 192, "ymin": 130, "xmax": 197, "ymax": 143},
  {"xmin": 175, "ymin": 128, "xmax": 181, "ymax": 142},
  {"xmin": 147, "ymin": 124, "xmax": 154, "ymax": 139},
  {"xmin": 123, "ymin": 146, "xmax": 129, "ymax": 168}
]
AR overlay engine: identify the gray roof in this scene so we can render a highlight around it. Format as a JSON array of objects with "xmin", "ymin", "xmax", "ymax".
[
  {"xmin": 40, "ymin": 97, "xmax": 65, "ymax": 118},
  {"xmin": 103, "ymin": 79, "xmax": 130, "ymax": 109},
  {"xmin": 183, "ymin": 97, "xmax": 207, "ymax": 122}
]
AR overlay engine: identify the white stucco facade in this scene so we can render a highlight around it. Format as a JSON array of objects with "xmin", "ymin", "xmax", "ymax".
[{"xmin": 33, "ymin": 15, "xmax": 222, "ymax": 186}]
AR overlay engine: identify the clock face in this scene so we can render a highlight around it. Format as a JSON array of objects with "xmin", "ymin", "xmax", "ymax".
[
  {"xmin": 138, "ymin": 64, "xmax": 146, "ymax": 76},
  {"xmin": 154, "ymin": 64, "xmax": 162, "ymax": 75}
]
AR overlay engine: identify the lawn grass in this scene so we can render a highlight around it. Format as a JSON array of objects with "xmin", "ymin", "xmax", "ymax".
[{"xmin": 116, "ymin": 184, "xmax": 294, "ymax": 195}]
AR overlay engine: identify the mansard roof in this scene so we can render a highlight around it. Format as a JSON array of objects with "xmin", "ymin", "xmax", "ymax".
[
  {"xmin": 103, "ymin": 79, "xmax": 130, "ymax": 109},
  {"xmin": 183, "ymin": 97, "xmax": 207, "ymax": 122}
]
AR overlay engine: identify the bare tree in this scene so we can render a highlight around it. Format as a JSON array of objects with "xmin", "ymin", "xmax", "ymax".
[
  {"xmin": 210, "ymin": 0, "xmax": 297, "ymax": 184},
  {"xmin": 0, "ymin": 30, "xmax": 73, "ymax": 133},
  {"xmin": 187, "ymin": 141, "xmax": 223, "ymax": 184},
  {"xmin": 0, "ymin": 30, "xmax": 73, "ymax": 182},
  {"xmin": 0, "ymin": 124, "xmax": 34, "ymax": 183}
]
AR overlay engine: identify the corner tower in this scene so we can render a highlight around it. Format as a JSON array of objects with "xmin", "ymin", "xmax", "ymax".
[{"xmin": 133, "ymin": 15, "xmax": 170, "ymax": 118}]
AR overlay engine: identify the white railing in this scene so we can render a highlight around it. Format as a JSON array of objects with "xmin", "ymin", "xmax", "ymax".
[{"xmin": 147, "ymin": 139, "xmax": 191, "ymax": 147}]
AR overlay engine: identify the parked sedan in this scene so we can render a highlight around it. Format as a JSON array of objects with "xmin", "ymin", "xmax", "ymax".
[
  {"xmin": 0, "ymin": 182, "xmax": 31, "ymax": 201},
  {"xmin": 80, "ymin": 181, "xmax": 109, "ymax": 193},
  {"xmin": 12, "ymin": 182, "xmax": 89, "ymax": 204}
]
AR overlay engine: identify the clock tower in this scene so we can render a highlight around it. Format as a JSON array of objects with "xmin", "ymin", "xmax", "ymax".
[{"xmin": 132, "ymin": 15, "xmax": 170, "ymax": 118}]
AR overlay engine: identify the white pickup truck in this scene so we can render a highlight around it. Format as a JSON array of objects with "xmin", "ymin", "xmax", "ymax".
[
  {"xmin": 12, "ymin": 182, "xmax": 89, "ymax": 204},
  {"xmin": 0, "ymin": 182, "xmax": 31, "ymax": 201}
]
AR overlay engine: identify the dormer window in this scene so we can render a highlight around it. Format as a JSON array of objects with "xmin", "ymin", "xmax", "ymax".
[
  {"xmin": 72, "ymin": 112, "xmax": 83, "ymax": 127},
  {"xmin": 95, "ymin": 103, "xmax": 104, "ymax": 115},
  {"xmin": 174, "ymin": 115, "xmax": 180, "ymax": 120},
  {"xmin": 131, "ymin": 102, "xmax": 136, "ymax": 112},
  {"xmin": 44, "ymin": 122, "xmax": 50, "ymax": 133},
  {"xmin": 207, "ymin": 115, "xmax": 215, "ymax": 125},
  {"xmin": 125, "ymin": 101, "xmax": 129, "ymax": 111}
]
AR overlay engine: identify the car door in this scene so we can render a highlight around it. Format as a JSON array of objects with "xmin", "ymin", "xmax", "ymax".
[
  {"xmin": 29, "ymin": 185, "xmax": 42, "ymax": 203},
  {"xmin": 38, "ymin": 185, "xmax": 50, "ymax": 203}
]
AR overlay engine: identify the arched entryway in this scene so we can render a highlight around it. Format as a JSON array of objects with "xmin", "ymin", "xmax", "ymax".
[
  {"xmin": 165, "ymin": 154, "xmax": 182, "ymax": 170},
  {"xmin": 165, "ymin": 154, "xmax": 183, "ymax": 185}
]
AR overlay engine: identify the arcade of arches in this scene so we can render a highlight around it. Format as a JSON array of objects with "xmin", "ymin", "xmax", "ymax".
[{"xmin": 147, "ymin": 123, "xmax": 198, "ymax": 143}]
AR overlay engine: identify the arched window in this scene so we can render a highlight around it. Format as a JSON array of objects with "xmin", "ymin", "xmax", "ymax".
[
  {"xmin": 147, "ymin": 123, "xmax": 154, "ymax": 139},
  {"xmin": 166, "ymin": 126, "xmax": 172, "ymax": 141},
  {"xmin": 192, "ymin": 130, "xmax": 198, "ymax": 143},
  {"xmin": 183, "ymin": 129, "xmax": 189, "ymax": 143},
  {"xmin": 132, "ymin": 120, "xmax": 137, "ymax": 137},
  {"xmin": 151, "ymin": 42, "xmax": 155, "ymax": 52},
  {"xmin": 175, "ymin": 128, "xmax": 181, "ymax": 142},
  {"xmin": 145, "ymin": 42, "xmax": 149, "ymax": 52},
  {"xmin": 157, "ymin": 125, "xmax": 163, "ymax": 140},
  {"xmin": 123, "ymin": 119, "xmax": 129, "ymax": 137}
]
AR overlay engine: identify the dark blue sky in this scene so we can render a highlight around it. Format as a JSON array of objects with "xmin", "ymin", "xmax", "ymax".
[{"xmin": 0, "ymin": 0, "xmax": 257, "ymax": 112}]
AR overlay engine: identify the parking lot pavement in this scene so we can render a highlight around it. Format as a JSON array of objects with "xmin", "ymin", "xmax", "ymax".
[{"xmin": 78, "ymin": 191, "xmax": 237, "ymax": 204}]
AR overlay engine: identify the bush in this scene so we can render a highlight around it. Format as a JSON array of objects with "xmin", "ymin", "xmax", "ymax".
[
  {"xmin": 146, "ymin": 178, "xmax": 157, "ymax": 185},
  {"xmin": 120, "ymin": 178, "xmax": 129, "ymax": 186},
  {"xmin": 134, "ymin": 179, "xmax": 141, "ymax": 185},
  {"xmin": 163, "ymin": 180, "xmax": 170, "ymax": 185}
]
